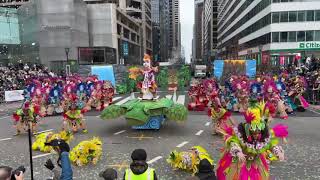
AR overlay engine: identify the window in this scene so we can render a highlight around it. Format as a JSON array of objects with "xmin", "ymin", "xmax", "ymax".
[
  {"xmin": 315, "ymin": 10, "xmax": 320, "ymax": 21},
  {"xmin": 315, "ymin": 31, "xmax": 320, "ymax": 41},
  {"xmin": 280, "ymin": 32, "xmax": 288, "ymax": 42},
  {"xmin": 280, "ymin": 11, "xmax": 288, "ymax": 22},
  {"xmin": 272, "ymin": 12, "xmax": 280, "ymax": 23},
  {"xmin": 273, "ymin": 0, "xmax": 279, "ymax": 2},
  {"xmin": 288, "ymin": 31, "xmax": 296, "ymax": 42},
  {"xmin": 272, "ymin": 32, "xmax": 280, "ymax": 42},
  {"xmin": 306, "ymin": 10, "xmax": 314, "ymax": 21},
  {"xmin": 306, "ymin": 31, "xmax": 314, "ymax": 41},
  {"xmin": 297, "ymin": 31, "xmax": 305, "ymax": 42},
  {"xmin": 298, "ymin": 11, "xmax": 305, "ymax": 22},
  {"xmin": 289, "ymin": 11, "xmax": 297, "ymax": 22}
]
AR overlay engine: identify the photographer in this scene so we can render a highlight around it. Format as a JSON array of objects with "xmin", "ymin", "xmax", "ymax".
[
  {"xmin": 0, "ymin": 166, "xmax": 25, "ymax": 180},
  {"xmin": 45, "ymin": 140, "xmax": 73, "ymax": 180}
]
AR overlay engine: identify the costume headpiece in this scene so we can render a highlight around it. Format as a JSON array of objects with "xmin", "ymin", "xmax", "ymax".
[{"xmin": 143, "ymin": 54, "xmax": 151, "ymax": 62}]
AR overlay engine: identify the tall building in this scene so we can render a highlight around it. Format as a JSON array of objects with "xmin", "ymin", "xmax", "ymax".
[
  {"xmin": 217, "ymin": 0, "xmax": 320, "ymax": 67},
  {"xmin": 151, "ymin": 0, "xmax": 169, "ymax": 62},
  {"xmin": 0, "ymin": 0, "xmax": 29, "ymax": 8},
  {"xmin": 168, "ymin": 0, "xmax": 181, "ymax": 59},
  {"xmin": 193, "ymin": 0, "xmax": 204, "ymax": 61},
  {"xmin": 126, "ymin": 0, "xmax": 153, "ymax": 55},
  {"xmin": 203, "ymin": 0, "xmax": 218, "ymax": 62}
]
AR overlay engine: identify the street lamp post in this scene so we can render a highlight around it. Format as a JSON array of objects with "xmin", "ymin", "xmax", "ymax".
[{"xmin": 65, "ymin": 47, "xmax": 70, "ymax": 63}]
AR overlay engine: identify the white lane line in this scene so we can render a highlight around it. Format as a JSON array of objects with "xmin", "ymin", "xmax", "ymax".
[
  {"xmin": 147, "ymin": 156, "xmax": 163, "ymax": 164},
  {"xmin": 0, "ymin": 138, "xmax": 12, "ymax": 142},
  {"xmin": 113, "ymin": 97, "xmax": 122, "ymax": 101},
  {"xmin": 195, "ymin": 130, "xmax": 204, "ymax": 136},
  {"xmin": 0, "ymin": 116, "xmax": 10, "ymax": 120},
  {"xmin": 177, "ymin": 95, "xmax": 185, "ymax": 104},
  {"xmin": 205, "ymin": 122, "xmax": 211, "ymax": 126},
  {"xmin": 165, "ymin": 95, "xmax": 172, "ymax": 99},
  {"xmin": 176, "ymin": 141, "xmax": 188, "ymax": 148},
  {"xmin": 308, "ymin": 109, "xmax": 320, "ymax": 115},
  {"xmin": 114, "ymin": 130, "xmax": 126, "ymax": 135},
  {"xmin": 32, "ymin": 153, "xmax": 52, "ymax": 159},
  {"xmin": 115, "ymin": 97, "xmax": 131, "ymax": 105},
  {"xmin": 35, "ymin": 129, "xmax": 54, "ymax": 135}
]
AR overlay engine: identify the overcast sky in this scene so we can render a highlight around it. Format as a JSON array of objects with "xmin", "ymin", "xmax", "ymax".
[{"xmin": 180, "ymin": 0, "xmax": 194, "ymax": 63}]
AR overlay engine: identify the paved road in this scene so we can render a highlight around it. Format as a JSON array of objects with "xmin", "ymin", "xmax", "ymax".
[{"xmin": 0, "ymin": 91, "xmax": 319, "ymax": 180}]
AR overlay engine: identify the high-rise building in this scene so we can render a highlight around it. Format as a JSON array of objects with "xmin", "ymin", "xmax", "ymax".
[
  {"xmin": 168, "ymin": 0, "xmax": 181, "ymax": 59},
  {"xmin": 0, "ymin": 0, "xmax": 29, "ymax": 8},
  {"xmin": 193, "ymin": 0, "xmax": 204, "ymax": 61},
  {"xmin": 151, "ymin": 0, "xmax": 169, "ymax": 62},
  {"xmin": 203, "ymin": 0, "xmax": 218, "ymax": 62},
  {"xmin": 217, "ymin": 0, "xmax": 320, "ymax": 67},
  {"xmin": 126, "ymin": 0, "xmax": 153, "ymax": 55}
]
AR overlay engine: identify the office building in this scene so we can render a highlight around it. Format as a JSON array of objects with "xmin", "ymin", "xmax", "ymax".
[
  {"xmin": 203, "ymin": 0, "xmax": 218, "ymax": 62},
  {"xmin": 193, "ymin": 0, "xmax": 204, "ymax": 61},
  {"xmin": 168, "ymin": 0, "xmax": 181, "ymax": 59},
  {"xmin": 217, "ymin": 0, "xmax": 320, "ymax": 66},
  {"xmin": 126, "ymin": 0, "xmax": 153, "ymax": 55},
  {"xmin": 151, "ymin": 0, "xmax": 169, "ymax": 62}
]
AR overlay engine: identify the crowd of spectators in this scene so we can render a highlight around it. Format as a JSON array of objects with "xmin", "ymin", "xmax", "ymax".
[
  {"xmin": 0, "ymin": 62, "xmax": 56, "ymax": 102},
  {"xmin": 0, "ymin": 142, "xmax": 216, "ymax": 180}
]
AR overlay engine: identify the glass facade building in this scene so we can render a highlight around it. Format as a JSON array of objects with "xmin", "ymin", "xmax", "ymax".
[{"xmin": 217, "ymin": 0, "xmax": 320, "ymax": 68}]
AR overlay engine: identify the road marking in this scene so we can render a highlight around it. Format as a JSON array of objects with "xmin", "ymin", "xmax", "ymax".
[
  {"xmin": 116, "ymin": 97, "xmax": 131, "ymax": 105},
  {"xmin": 308, "ymin": 109, "xmax": 320, "ymax": 115},
  {"xmin": 177, "ymin": 95, "xmax": 185, "ymax": 104},
  {"xmin": 195, "ymin": 130, "xmax": 204, "ymax": 136},
  {"xmin": 165, "ymin": 95, "xmax": 172, "ymax": 99},
  {"xmin": 0, "ymin": 138, "xmax": 12, "ymax": 142},
  {"xmin": 176, "ymin": 141, "xmax": 188, "ymax": 148},
  {"xmin": 0, "ymin": 116, "xmax": 10, "ymax": 120},
  {"xmin": 32, "ymin": 153, "xmax": 52, "ymax": 159},
  {"xmin": 113, "ymin": 97, "xmax": 122, "ymax": 101},
  {"xmin": 114, "ymin": 130, "xmax": 126, "ymax": 135},
  {"xmin": 147, "ymin": 156, "xmax": 163, "ymax": 164},
  {"xmin": 205, "ymin": 122, "xmax": 211, "ymax": 126},
  {"xmin": 35, "ymin": 129, "xmax": 54, "ymax": 135}
]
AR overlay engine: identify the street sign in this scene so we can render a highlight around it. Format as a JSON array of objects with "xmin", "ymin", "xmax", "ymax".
[{"xmin": 123, "ymin": 41, "xmax": 129, "ymax": 57}]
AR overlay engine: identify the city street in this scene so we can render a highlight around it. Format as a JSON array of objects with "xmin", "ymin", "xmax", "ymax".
[{"xmin": 0, "ymin": 92, "xmax": 320, "ymax": 180}]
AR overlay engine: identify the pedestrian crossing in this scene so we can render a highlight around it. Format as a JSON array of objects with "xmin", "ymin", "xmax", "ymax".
[{"xmin": 113, "ymin": 92, "xmax": 187, "ymax": 106}]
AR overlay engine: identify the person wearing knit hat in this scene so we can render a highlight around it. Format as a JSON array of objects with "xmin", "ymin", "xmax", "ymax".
[
  {"xmin": 99, "ymin": 168, "xmax": 117, "ymax": 180},
  {"xmin": 123, "ymin": 149, "xmax": 158, "ymax": 180}
]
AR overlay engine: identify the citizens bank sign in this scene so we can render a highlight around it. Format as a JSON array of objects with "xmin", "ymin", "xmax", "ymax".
[{"xmin": 299, "ymin": 42, "xmax": 320, "ymax": 49}]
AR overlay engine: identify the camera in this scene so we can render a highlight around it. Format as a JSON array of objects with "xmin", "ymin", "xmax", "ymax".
[{"xmin": 11, "ymin": 166, "xmax": 26, "ymax": 180}]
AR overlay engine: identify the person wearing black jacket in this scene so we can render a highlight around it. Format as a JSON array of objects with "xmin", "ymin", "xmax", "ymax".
[{"xmin": 195, "ymin": 159, "xmax": 217, "ymax": 180}]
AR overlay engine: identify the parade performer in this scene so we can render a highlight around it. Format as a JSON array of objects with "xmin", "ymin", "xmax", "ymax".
[
  {"xmin": 12, "ymin": 101, "xmax": 42, "ymax": 135},
  {"xmin": 101, "ymin": 81, "xmax": 115, "ymax": 109},
  {"xmin": 76, "ymin": 79, "xmax": 87, "ymax": 109},
  {"xmin": 232, "ymin": 78, "xmax": 249, "ymax": 113},
  {"xmin": 31, "ymin": 85, "xmax": 47, "ymax": 117},
  {"xmin": 276, "ymin": 75, "xmax": 294, "ymax": 114},
  {"xmin": 62, "ymin": 84, "xmax": 76, "ymax": 111},
  {"xmin": 167, "ymin": 146, "xmax": 214, "ymax": 174},
  {"xmin": 187, "ymin": 79, "xmax": 208, "ymax": 111},
  {"xmin": 288, "ymin": 76, "xmax": 309, "ymax": 112},
  {"xmin": 250, "ymin": 77, "xmax": 263, "ymax": 102},
  {"xmin": 263, "ymin": 80, "xmax": 288, "ymax": 119},
  {"xmin": 69, "ymin": 137, "xmax": 102, "ymax": 166},
  {"xmin": 62, "ymin": 99, "xmax": 88, "ymax": 133},
  {"xmin": 208, "ymin": 97, "xmax": 236, "ymax": 135},
  {"xmin": 32, "ymin": 131, "xmax": 73, "ymax": 153},
  {"xmin": 216, "ymin": 103, "xmax": 288, "ymax": 180},
  {"xmin": 85, "ymin": 81, "xmax": 103, "ymax": 111},
  {"xmin": 138, "ymin": 54, "xmax": 158, "ymax": 99},
  {"xmin": 47, "ymin": 82, "xmax": 63, "ymax": 116}
]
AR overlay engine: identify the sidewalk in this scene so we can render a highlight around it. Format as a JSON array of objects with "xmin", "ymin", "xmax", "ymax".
[{"xmin": 310, "ymin": 105, "xmax": 320, "ymax": 113}]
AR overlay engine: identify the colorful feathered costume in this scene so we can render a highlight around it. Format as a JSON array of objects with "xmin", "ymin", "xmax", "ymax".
[
  {"xmin": 69, "ymin": 137, "xmax": 102, "ymax": 166},
  {"xmin": 62, "ymin": 101, "xmax": 87, "ymax": 133},
  {"xmin": 12, "ymin": 101, "xmax": 43, "ymax": 135},
  {"xmin": 32, "ymin": 131, "xmax": 73, "ymax": 153},
  {"xmin": 167, "ymin": 146, "xmax": 214, "ymax": 174},
  {"xmin": 288, "ymin": 76, "xmax": 309, "ymax": 111},
  {"xmin": 216, "ymin": 102, "xmax": 288, "ymax": 180}
]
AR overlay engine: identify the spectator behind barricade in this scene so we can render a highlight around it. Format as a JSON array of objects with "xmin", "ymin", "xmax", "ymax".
[
  {"xmin": 99, "ymin": 168, "xmax": 118, "ymax": 180},
  {"xmin": 195, "ymin": 159, "xmax": 217, "ymax": 180},
  {"xmin": 123, "ymin": 149, "xmax": 158, "ymax": 180},
  {"xmin": 45, "ymin": 140, "xmax": 73, "ymax": 180},
  {"xmin": 0, "ymin": 165, "xmax": 25, "ymax": 180}
]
